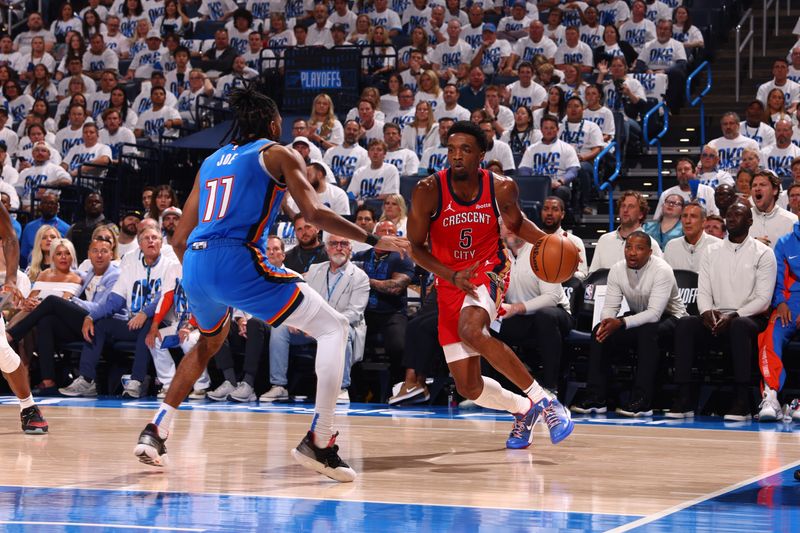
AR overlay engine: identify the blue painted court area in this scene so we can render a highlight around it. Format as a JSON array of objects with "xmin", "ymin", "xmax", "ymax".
[
  {"xmin": 621, "ymin": 466, "xmax": 800, "ymax": 532},
  {"xmin": 0, "ymin": 485, "xmax": 638, "ymax": 532}
]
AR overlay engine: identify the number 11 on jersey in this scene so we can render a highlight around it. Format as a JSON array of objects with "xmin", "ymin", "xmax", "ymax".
[{"xmin": 202, "ymin": 176, "xmax": 234, "ymax": 222}]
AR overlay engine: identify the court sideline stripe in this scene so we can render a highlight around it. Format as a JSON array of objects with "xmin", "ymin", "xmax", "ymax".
[
  {"xmin": 605, "ymin": 458, "xmax": 800, "ymax": 532},
  {"xmin": 0, "ymin": 520, "xmax": 204, "ymax": 531}
]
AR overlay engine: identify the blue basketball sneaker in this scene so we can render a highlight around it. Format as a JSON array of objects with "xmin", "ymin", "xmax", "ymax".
[
  {"xmin": 506, "ymin": 400, "xmax": 536, "ymax": 449},
  {"xmin": 533, "ymin": 396, "xmax": 574, "ymax": 445}
]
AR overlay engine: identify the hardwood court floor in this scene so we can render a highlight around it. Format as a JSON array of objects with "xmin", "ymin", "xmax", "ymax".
[{"xmin": 0, "ymin": 401, "xmax": 798, "ymax": 531}]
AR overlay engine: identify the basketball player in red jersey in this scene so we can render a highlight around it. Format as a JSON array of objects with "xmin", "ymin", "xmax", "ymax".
[{"xmin": 407, "ymin": 120, "xmax": 574, "ymax": 449}]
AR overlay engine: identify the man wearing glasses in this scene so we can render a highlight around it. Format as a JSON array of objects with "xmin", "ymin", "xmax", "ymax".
[
  {"xmin": 696, "ymin": 145, "xmax": 734, "ymax": 189},
  {"xmin": 652, "ymin": 158, "xmax": 719, "ymax": 219},
  {"xmin": 263, "ymin": 234, "xmax": 370, "ymax": 404}
]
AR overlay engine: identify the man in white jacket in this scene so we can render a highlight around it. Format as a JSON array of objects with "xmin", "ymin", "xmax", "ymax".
[
  {"xmin": 664, "ymin": 201, "xmax": 721, "ymax": 273},
  {"xmin": 749, "ymin": 170, "xmax": 798, "ymax": 248},
  {"xmin": 669, "ymin": 201, "xmax": 777, "ymax": 421},
  {"xmin": 264, "ymin": 233, "xmax": 370, "ymax": 404},
  {"xmin": 571, "ymin": 231, "xmax": 687, "ymax": 417}
]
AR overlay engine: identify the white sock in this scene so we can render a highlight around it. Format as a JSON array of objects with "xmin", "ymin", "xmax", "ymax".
[
  {"xmin": 524, "ymin": 380, "xmax": 553, "ymax": 404},
  {"xmin": 19, "ymin": 394, "xmax": 34, "ymax": 410},
  {"xmin": 474, "ymin": 376, "xmax": 531, "ymax": 415},
  {"xmin": 151, "ymin": 403, "xmax": 176, "ymax": 439}
]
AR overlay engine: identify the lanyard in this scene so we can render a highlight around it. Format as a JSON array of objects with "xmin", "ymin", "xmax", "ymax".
[{"xmin": 326, "ymin": 268, "xmax": 344, "ymax": 301}]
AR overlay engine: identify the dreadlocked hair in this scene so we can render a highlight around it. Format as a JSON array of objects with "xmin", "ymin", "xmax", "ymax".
[{"xmin": 225, "ymin": 79, "xmax": 280, "ymax": 145}]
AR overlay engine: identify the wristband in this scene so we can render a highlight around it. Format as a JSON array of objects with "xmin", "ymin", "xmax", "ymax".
[{"xmin": 365, "ymin": 234, "xmax": 380, "ymax": 246}]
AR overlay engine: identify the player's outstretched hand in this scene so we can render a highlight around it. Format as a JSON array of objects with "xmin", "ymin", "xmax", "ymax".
[
  {"xmin": 453, "ymin": 262, "xmax": 479, "ymax": 298},
  {"xmin": 0, "ymin": 282, "xmax": 22, "ymax": 308},
  {"xmin": 375, "ymin": 235, "xmax": 412, "ymax": 258}
]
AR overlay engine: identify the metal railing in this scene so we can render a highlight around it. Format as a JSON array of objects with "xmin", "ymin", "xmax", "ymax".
[
  {"xmin": 763, "ymin": 0, "xmax": 780, "ymax": 56},
  {"xmin": 734, "ymin": 8, "xmax": 754, "ymax": 102},
  {"xmin": 5, "ymin": 0, "xmax": 34, "ymax": 36},
  {"xmin": 643, "ymin": 101, "xmax": 670, "ymax": 197},
  {"xmin": 592, "ymin": 140, "xmax": 622, "ymax": 232},
  {"xmin": 686, "ymin": 61, "xmax": 712, "ymax": 146}
]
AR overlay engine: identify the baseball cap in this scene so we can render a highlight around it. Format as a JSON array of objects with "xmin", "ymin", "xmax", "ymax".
[
  {"xmin": 483, "ymin": 23, "xmax": 497, "ymax": 33},
  {"xmin": 292, "ymin": 136, "xmax": 311, "ymax": 147},
  {"xmin": 123, "ymin": 209, "xmax": 144, "ymax": 220},
  {"xmin": 512, "ymin": 0, "xmax": 526, "ymax": 7},
  {"xmin": 146, "ymin": 29, "xmax": 162, "ymax": 40},
  {"xmin": 162, "ymin": 206, "xmax": 182, "ymax": 217}
]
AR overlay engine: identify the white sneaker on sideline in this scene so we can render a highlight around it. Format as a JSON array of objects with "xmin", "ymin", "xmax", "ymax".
[
  {"xmin": 758, "ymin": 386, "xmax": 781, "ymax": 422},
  {"xmin": 207, "ymin": 380, "xmax": 236, "ymax": 401},
  {"xmin": 229, "ymin": 382, "xmax": 256, "ymax": 402},
  {"xmin": 259, "ymin": 385, "xmax": 289, "ymax": 402},
  {"xmin": 187, "ymin": 388, "xmax": 208, "ymax": 400},
  {"xmin": 337, "ymin": 389, "xmax": 350, "ymax": 404}
]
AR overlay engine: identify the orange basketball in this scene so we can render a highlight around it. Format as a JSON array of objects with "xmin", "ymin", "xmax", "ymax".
[{"xmin": 530, "ymin": 233, "xmax": 580, "ymax": 284}]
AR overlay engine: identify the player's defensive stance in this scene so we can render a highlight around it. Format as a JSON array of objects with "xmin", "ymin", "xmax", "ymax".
[
  {"xmin": 0, "ymin": 201, "xmax": 48, "ymax": 434},
  {"xmin": 133, "ymin": 86, "xmax": 409, "ymax": 482},
  {"xmin": 407, "ymin": 121, "xmax": 574, "ymax": 449}
]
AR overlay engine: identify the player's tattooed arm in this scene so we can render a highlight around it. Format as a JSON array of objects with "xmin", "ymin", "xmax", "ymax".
[
  {"xmin": 370, "ymin": 273, "xmax": 412, "ymax": 295},
  {"xmin": 494, "ymin": 175, "xmax": 547, "ymax": 245}
]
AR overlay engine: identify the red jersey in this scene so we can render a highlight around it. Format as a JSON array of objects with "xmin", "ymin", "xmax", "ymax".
[{"xmin": 429, "ymin": 168, "xmax": 507, "ymax": 277}]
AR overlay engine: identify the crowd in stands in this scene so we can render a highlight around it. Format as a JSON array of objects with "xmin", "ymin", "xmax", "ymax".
[{"xmin": 5, "ymin": 0, "xmax": 800, "ymax": 423}]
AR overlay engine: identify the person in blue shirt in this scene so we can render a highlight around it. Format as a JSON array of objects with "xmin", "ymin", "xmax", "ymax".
[
  {"xmin": 19, "ymin": 192, "xmax": 70, "ymax": 268},
  {"xmin": 644, "ymin": 193, "xmax": 684, "ymax": 250},
  {"xmin": 133, "ymin": 83, "xmax": 409, "ymax": 482}
]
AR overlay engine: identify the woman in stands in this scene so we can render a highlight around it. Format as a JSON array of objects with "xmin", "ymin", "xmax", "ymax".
[
  {"xmin": 362, "ymin": 25, "xmax": 397, "ymax": 89},
  {"xmin": 24, "ymin": 66, "xmax": 57, "ymax": 104},
  {"xmin": 401, "ymin": 100, "xmax": 437, "ymax": 158},
  {"xmin": 556, "ymin": 63, "xmax": 586, "ymax": 101},
  {"xmin": 397, "ymin": 27, "xmax": 430, "ymax": 71},
  {"xmin": 766, "ymin": 87, "xmax": 791, "ymax": 126},
  {"xmin": 147, "ymin": 184, "xmax": 180, "ymax": 222},
  {"xmin": 56, "ymin": 93, "xmax": 87, "ymax": 129},
  {"xmin": 346, "ymin": 87, "xmax": 386, "ymax": 123},
  {"xmin": 349, "ymin": 14, "xmax": 373, "ymax": 46},
  {"xmin": 414, "ymin": 70, "xmax": 442, "ymax": 112},
  {"xmin": 307, "ymin": 93, "xmax": 344, "ymax": 152},
  {"xmin": 128, "ymin": 18, "xmax": 152, "ymax": 59},
  {"xmin": 17, "ymin": 99, "xmax": 55, "ymax": 138},
  {"xmin": 644, "ymin": 193, "xmax": 684, "ymax": 251},
  {"xmin": 740, "ymin": 147, "xmax": 762, "ymax": 174},
  {"xmin": 82, "ymin": 9, "xmax": 106, "ymax": 38},
  {"xmin": 500, "ymin": 105, "xmax": 541, "ymax": 162},
  {"xmin": 50, "ymin": 3, "xmax": 83, "ymax": 43},
  {"xmin": 153, "ymin": 0, "xmax": 190, "ymax": 37},
  {"xmin": 533, "ymin": 85, "xmax": 566, "ymax": 126},
  {"xmin": 380, "ymin": 194, "xmax": 408, "ymax": 237},
  {"xmin": 267, "ymin": 13, "xmax": 296, "ymax": 50},
  {"xmin": 55, "ymin": 32, "xmax": 86, "ymax": 80},
  {"xmin": 592, "ymin": 24, "xmax": 637, "ymax": 69},
  {"xmin": 105, "ymin": 87, "xmax": 138, "ymax": 131},
  {"xmin": 26, "ymin": 225, "xmax": 60, "ymax": 284},
  {"xmin": 380, "ymin": 73, "xmax": 404, "ymax": 117},
  {"xmin": 672, "ymin": 6, "xmax": 704, "ymax": 50},
  {"xmin": 736, "ymin": 168, "xmax": 755, "ymax": 206},
  {"xmin": 121, "ymin": 0, "xmax": 147, "ymax": 39},
  {"xmin": 7, "ymin": 235, "xmax": 119, "ymax": 396}
]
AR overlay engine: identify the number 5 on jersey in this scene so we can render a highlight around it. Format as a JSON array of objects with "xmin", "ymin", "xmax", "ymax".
[
  {"xmin": 459, "ymin": 228, "xmax": 472, "ymax": 249},
  {"xmin": 202, "ymin": 176, "xmax": 234, "ymax": 222}
]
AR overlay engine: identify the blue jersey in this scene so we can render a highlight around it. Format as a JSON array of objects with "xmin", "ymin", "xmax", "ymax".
[{"xmin": 189, "ymin": 139, "xmax": 285, "ymax": 250}]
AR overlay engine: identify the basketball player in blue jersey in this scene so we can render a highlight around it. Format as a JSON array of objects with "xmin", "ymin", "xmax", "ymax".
[{"xmin": 133, "ymin": 86, "xmax": 410, "ymax": 482}]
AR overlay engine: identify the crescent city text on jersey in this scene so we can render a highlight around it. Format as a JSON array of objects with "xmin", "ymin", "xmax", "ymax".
[{"xmin": 440, "ymin": 211, "xmax": 493, "ymax": 227}]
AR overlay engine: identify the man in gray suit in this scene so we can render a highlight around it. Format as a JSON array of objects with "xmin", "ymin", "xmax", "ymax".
[{"xmin": 261, "ymin": 233, "xmax": 371, "ymax": 404}]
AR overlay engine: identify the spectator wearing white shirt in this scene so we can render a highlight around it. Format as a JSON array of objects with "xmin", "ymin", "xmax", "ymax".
[
  {"xmin": 554, "ymin": 26, "xmax": 594, "ymax": 74},
  {"xmin": 669, "ymin": 202, "xmax": 776, "ymax": 421},
  {"xmin": 520, "ymin": 115, "xmax": 579, "ymax": 207},
  {"xmin": 214, "ymin": 56, "xmax": 258, "ymax": 101},
  {"xmin": 13, "ymin": 12, "xmax": 56, "ymax": 54},
  {"xmin": 17, "ymin": 142, "xmax": 72, "ymax": 210},
  {"xmin": 749, "ymin": 170, "xmax": 798, "ymax": 248},
  {"xmin": 761, "ymin": 119, "xmax": 800, "ymax": 180},
  {"xmin": 307, "ymin": 4, "xmax": 334, "ymax": 47},
  {"xmin": 383, "ymin": 123, "xmax": 420, "ymax": 176},
  {"xmin": 653, "ymin": 158, "xmax": 718, "ymax": 219},
  {"xmin": 471, "ymin": 23, "xmax": 513, "ymax": 77},
  {"xmin": 55, "ymin": 104, "xmax": 90, "ymax": 157},
  {"xmin": 0, "ymin": 36, "xmax": 21, "ymax": 71},
  {"xmin": 286, "ymin": 162, "xmax": 350, "ymax": 216},
  {"xmin": 348, "ymin": 139, "xmax": 400, "ymax": 201},
  {"xmin": 589, "ymin": 191, "xmax": 664, "ymax": 273},
  {"xmin": 483, "ymin": 85, "xmax": 514, "ymax": 138},
  {"xmin": 511, "ymin": 20, "xmax": 557, "ymax": 65},
  {"xmin": 176, "ymin": 69, "xmax": 214, "ymax": 125},
  {"xmin": 498, "ymin": 1, "xmax": 532, "ymax": 39},
  {"xmin": 478, "ymin": 119, "xmax": 515, "ymax": 172},
  {"xmin": 620, "ymin": 1, "xmax": 656, "ymax": 54},
  {"xmin": 132, "ymin": 73, "xmax": 178, "ymax": 115},
  {"xmin": 421, "ymin": 117, "xmax": 452, "ymax": 174},
  {"xmin": 126, "ymin": 31, "xmax": 166, "ymax": 80},
  {"xmin": 434, "ymin": 83, "xmax": 471, "ymax": 122},
  {"xmin": 83, "ymin": 34, "xmax": 120, "ymax": 81},
  {"xmin": 369, "ymin": 0, "xmax": 403, "ymax": 37},
  {"xmin": 559, "ymin": 97, "xmax": 605, "ymax": 213},
  {"xmin": 696, "ymin": 144, "xmax": 734, "ymax": 188},
  {"xmin": 16, "ymin": 124, "xmax": 60, "ymax": 171},
  {"xmin": 543, "ymin": 9, "xmax": 566, "ymax": 47},
  {"xmin": 99, "ymin": 109, "xmax": 137, "ymax": 162},
  {"xmin": 103, "ymin": 16, "xmax": 131, "ymax": 58},
  {"xmin": 330, "ymin": 0, "xmax": 358, "ymax": 34},
  {"xmin": 505, "ymin": 62, "xmax": 547, "ymax": 112},
  {"xmin": 664, "ymin": 201, "xmax": 722, "ymax": 273},
  {"xmin": 756, "ymin": 59, "xmax": 800, "ymax": 114},
  {"xmin": 199, "ymin": 0, "xmax": 238, "ymax": 22},
  {"xmin": 134, "ymin": 86, "xmax": 182, "ymax": 141},
  {"xmin": 61, "ymin": 123, "xmax": 112, "ymax": 179},
  {"xmin": 495, "ymin": 220, "xmax": 571, "ymax": 393},
  {"xmin": 707, "ymin": 112, "xmax": 760, "ymax": 172},
  {"xmin": 400, "ymin": 101, "xmax": 438, "ymax": 158},
  {"xmin": 572, "ymin": 232, "xmax": 687, "ymax": 417},
  {"xmin": 740, "ymin": 101, "xmax": 777, "ymax": 149},
  {"xmin": 583, "ymin": 84, "xmax": 615, "ymax": 142},
  {"xmin": 430, "ymin": 20, "xmax": 474, "ymax": 83},
  {"xmin": 598, "ymin": 0, "xmax": 631, "ymax": 27},
  {"xmin": 323, "ymin": 120, "xmax": 368, "ymax": 187},
  {"xmin": 580, "ymin": 6, "xmax": 605, "ymax": 49},
  {"xmin": 636, "ymin": 19, "xmax": 688, "ymax": 112},
  {"xmin": 540, "ymin": 196, "xmax": 588, "ymax": 279},
  {"xmin": 3, "ymin": 81, "xmax": 34, "ymax": 127}
]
